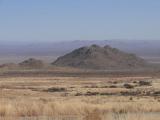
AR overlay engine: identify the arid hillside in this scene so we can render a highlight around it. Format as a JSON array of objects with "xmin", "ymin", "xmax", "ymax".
[
  {"xmin": 53, "ymin": 45, "xmax": 146, "ymax": 69},
  {"xmin": 19, "ymin": 58, "xmax": 44, "ymax": 69}
]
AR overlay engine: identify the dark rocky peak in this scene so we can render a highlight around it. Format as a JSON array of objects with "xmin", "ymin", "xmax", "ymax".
[
  {"xmin": 52, "ymin": 44, "xmax": 147, "ymax": 69},
  {"xmin": 90, "ymin": 44, "xmax": 101, "ymax": 49}
]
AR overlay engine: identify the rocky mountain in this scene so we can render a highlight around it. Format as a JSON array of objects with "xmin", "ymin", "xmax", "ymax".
[
  {"xmin": 0, "ymin": 40, "xmax": 159, "ymax": 64},
  {"xmin": 0, "ymin": 63, "xmax": 17, "ymax": 69},
  {"xmin": 52, "ymin": 45, "xmax": 146, "ymax": 69},
  {"xmin": 19, "ymin": 58, "xmax": 44, "ymax": 69}
]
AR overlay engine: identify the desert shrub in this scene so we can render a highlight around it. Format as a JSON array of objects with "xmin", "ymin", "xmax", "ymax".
[
  {"xmin": 139, "ymin": 81, "xmax": 151, "ymax": 86},
  {"xmin": 75, "ymin": 93, "xmax": 83, "ymax": 96},
  {"xmin": 100, "ymin": 92, "xmax": 117, "ymax": 96},
  {"xmin": 84, "ymin": 85, "xmax": 99, "ymax": 88},
  {"xmin": 109, "ymin": 85, "xmax": 117, "ymax": 88},
  {"xmin": 153, "ymin": 91, "xmax": 160, "ymax": 96},
  {"xmin": 129, "ymin": 97, "xmax": 133, "ymax": 101},
  {"xmin": 133, "ymin": 81, "xmax": 138, "ymax": 83},
  {"xmin": 123, "ymin": 84, "xmax": 134, "ymax": 89},
  {"xmin": 44, "ymin": 87, "xmax": 66, "ymax": 92},
  {"xmin": 120, "ymin": 91, "xmax": 141, "ymax": 96},
  {"xmin": 85, "ymin": 92, "xmax": 99, "ymax": 96}
]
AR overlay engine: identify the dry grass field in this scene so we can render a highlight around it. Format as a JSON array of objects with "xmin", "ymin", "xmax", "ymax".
[{"xmin": 0, "ymin": 69, "xmax": 160, "ymax": 120}]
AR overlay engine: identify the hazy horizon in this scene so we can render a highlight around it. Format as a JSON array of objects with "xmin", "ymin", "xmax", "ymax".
[
  {"xmin": 0, "ymin": 39, "xmax": 160, "ymax": 45},
  {"xmin": 0, "ymin": 39, "xmax": 159, "ymax": 64}
]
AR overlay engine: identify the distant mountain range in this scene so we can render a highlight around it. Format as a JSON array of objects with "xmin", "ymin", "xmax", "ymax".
[{"xmin": 0, "ymin": 40, "xmax": 159, "ymax": 58}]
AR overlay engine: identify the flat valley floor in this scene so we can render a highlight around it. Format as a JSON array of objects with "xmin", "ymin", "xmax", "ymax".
[{"xmin": 0, "ymin": 69, "xmax": 160, "ymax": 120}]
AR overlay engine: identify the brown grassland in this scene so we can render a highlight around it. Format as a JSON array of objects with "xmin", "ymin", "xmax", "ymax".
[{"xmin": 0, "ymin": 68, "xmax": 160, "ymax": 120}]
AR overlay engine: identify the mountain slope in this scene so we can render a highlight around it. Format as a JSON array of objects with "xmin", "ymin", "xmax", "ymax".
[
  {"xmin": 52, "ymin": 45, "xmax": 146, "ymax": 69},
  {"xmin": 19, "ymin": 58, "xmax": 44, "ymax": 69}
]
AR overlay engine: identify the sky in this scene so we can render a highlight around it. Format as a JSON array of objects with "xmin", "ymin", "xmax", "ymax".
[{"xmin": 0, "ymin": 0, "xmax": 160, "ymax": 43}]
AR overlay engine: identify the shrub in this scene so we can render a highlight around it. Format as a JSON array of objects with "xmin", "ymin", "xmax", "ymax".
[{"xmin": 123, "ymin": 84, "xmax": 134, "ymax": 89}]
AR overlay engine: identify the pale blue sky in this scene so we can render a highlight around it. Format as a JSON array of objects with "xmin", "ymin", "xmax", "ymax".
[{"xmin": 0, "ymin": 0, "xmax": 160, "ymax": 43}]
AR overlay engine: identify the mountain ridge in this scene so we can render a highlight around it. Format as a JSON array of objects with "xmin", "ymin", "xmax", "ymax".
[{"xmin": 52, "ymin": 44, "xmax": 146, "ymax": 69}]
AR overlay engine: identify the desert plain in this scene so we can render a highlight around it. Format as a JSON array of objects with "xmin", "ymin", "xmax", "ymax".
[{"xmin": 0, "ymin": 67, "xmax": 160, "ymax": 120}]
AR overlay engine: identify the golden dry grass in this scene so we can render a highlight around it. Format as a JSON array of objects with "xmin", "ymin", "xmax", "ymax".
[
  {"xmin": 1, "ymin": 100, "xmax": 160, "ymax": 116},
  {"xmin": 0, "ymin": 73, "xmax": 160, "ymax": 120},
  {"xmin": 1, "ymin": 99, "xmax": 160, "ymax": 120}
]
